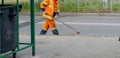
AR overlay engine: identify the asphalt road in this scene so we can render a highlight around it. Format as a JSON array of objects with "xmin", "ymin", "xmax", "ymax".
[{"xmin": 19, "ymin": 15, "xmax": 120, "ymax": 36}]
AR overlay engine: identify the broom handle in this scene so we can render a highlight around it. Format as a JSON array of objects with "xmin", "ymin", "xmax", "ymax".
[{"xmin": 55, "ymin": 18, "xmax": 77, "ymax": 31}]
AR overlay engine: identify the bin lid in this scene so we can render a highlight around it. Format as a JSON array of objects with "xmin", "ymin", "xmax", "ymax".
[{"xmin": 0, "ymin": 4, "xmax": 17, "ymax": 9}]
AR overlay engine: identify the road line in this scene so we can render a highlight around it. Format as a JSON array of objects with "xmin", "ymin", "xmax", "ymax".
[
  {"xmin": 19, "ymin": 21, "xmax": 28, "ymax": 24},
  {"xmin": 37, "ymin": 22, "xmax": 120, "ymax": 26}
]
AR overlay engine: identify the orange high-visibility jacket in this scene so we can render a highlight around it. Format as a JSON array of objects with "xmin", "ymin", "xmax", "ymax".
[{"xmin": 40, "ymin": 0, "xmax": 59, "ymax": 17}]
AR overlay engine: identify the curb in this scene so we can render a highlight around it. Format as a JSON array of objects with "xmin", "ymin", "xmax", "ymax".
[
  {"xmin": 19, "ymin": 34, "xmax": 119, "ymax": 38},
  {"xmin": 20, "ymin": 12, "xmax": 120, "ymax": 16}
]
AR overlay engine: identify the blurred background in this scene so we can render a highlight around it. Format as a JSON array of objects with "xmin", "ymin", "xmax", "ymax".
[
  {"xmin": 1, "ymin": 0, "xmax": 120, "ymax": 36},
  {"xmin": 1, "ymin": 0, "xmax": 120, "ymax": 13}
]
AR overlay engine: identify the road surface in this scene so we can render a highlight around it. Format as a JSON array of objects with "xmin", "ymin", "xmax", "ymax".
[{"xmin": 19, "ymin": 15, "xmax": 120, "ymax": 36}]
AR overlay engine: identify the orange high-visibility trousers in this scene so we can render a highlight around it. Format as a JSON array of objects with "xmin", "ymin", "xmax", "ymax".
[{"xmin": 42, "ymin": 19, "xmax": 56, "ymax": 30}]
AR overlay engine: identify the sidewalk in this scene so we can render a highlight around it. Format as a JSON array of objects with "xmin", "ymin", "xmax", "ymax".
[{"xmin": 8, "ymin": 35, "xmax": 120, "ymax": 58}]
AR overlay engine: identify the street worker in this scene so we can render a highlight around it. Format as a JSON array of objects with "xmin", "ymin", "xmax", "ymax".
[{"xmin": 40, "ymin": 0, "xmax": 60, "ymax": 35}]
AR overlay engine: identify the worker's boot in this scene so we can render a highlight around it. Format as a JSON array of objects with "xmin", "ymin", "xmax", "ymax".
[
  {"xmin": 40, "ymin": 29, "xmax": 47, "ymax": 35},
  {"xmin": 52, "ymin": 29, "xmax": 59, "ymax": 35}
]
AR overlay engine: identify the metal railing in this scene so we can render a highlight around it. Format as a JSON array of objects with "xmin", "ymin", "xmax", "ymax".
[
  {"xmin": 5, "ymin": 0, "xmax": 120, "ymax": 13},
  {"xmin": 59, "ymin": 0, "xmax": 120, "ymax": 13},
  {"xmin": 0, "ymin": 0, "xmax": 35, "ymax": 58}
]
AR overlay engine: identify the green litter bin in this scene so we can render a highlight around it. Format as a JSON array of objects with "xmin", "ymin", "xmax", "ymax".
[{"xmin": 0, "ymin": 4, "xmax": 22, "ymax": 53}]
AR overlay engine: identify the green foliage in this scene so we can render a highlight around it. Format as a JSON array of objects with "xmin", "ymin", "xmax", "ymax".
[
  {"xmin": 79, "ymin": 2, "xmax": 103, "ymax": 13},
  {"xmin": 5, "ymin": 2, "xmax": 120, "ymax": 13},
  {"xmin": 34, "ymin": 2, "xmax": 40, "ymax": 12},
  {"xmin": 113, "ymin": 3, "xmax": 120, "ymax": 12},
  {"xmin": 60, "ymin": 2, "xmax": 78, "ymax": 12},
  {"xmin": 20, "ymin": 2, "xmax": 40, "ymax": 12},
  {"xmin": 20, "ymin": 2, "xmax": 30, "ymax": 12}
]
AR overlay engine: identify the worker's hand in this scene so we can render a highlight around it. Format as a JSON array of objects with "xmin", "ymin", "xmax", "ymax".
[
  {"xmin": 43, "ymin": 11, "xmax": 47, "ymax": 14},
  {"xmin": 54, "ymin": 15, "xmax": 58, "ymax": 19}
]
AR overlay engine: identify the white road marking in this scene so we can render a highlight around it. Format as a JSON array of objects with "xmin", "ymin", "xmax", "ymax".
[
  {"xmin": 37, "ymin": 22, "xmax": 120, "ymax": 26},
  {"xmin": 19, "ymin": 21, "xmax": 28, "ymax": 24}
]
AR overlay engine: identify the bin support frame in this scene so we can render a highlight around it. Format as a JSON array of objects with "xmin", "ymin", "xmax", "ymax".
[{"xmin": 0, "ymin": 0, "xmax": 35, "ymax": 58}]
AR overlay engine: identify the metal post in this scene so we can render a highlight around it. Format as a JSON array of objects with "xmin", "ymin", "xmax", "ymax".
[
  {"xmin": 2, "ymin": 0, "xmax": 4, "ymax": 5},
  {"xmin": 78, "ymin": 0, "xmax": 80, "ymax": 13},
  {"xmin": 0, "ymin": 0, "xmax": 3, "ymax": 55},
  {"xmin": 0, "ymin": 9, "xmax": 2, "ymax": 55},
  {"xmin": 38, "ymin": 0, "xmax": 42, "ymax": 2},
  {"xmin": 30, "ymin": 0, "xmax": 35, "ymax": 56},
  {"xmin": 103, "ymin": 0, "xmax": 108, "ymax": 9},
  {"xmin": 110, "ymin": 0, "xmax": 113, "ymax": 13},
  {"xmin": 16, "ymin": 0, "xmax": 19, "ymax": 50}
]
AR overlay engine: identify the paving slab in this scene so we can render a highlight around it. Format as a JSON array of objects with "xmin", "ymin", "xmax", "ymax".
[{"xmin": 6, "ymin": 35, "xmax": 120, "ymax": 58}]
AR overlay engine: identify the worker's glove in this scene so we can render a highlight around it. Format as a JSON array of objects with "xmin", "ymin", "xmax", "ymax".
[
  {"xmin": 55, "ymin": 12, "xmax": 59, "ymax": 16},
  {"xmin": 54, "ymin": 12, "xmax": 59, "ymax": 19},
  {"xmin": 41, "ymin": 8, "xmax": 45, "ymax": 12}
]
